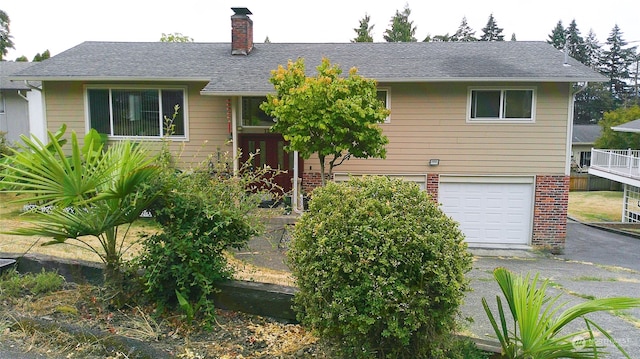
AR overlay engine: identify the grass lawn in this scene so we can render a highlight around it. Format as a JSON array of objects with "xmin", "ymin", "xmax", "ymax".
[{"xmin": 568, "ymin": 190, "xmax": 623, "ymax": 222}]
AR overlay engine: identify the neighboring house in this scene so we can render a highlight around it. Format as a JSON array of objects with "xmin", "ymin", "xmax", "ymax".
[
  {"xmin": 589, "ymin": 119, "xmax": 640, "ymax": 222},
  {"xmin": 571, "ymin": 124, "xmax": 601, "ymax": 172},
  {"xmin": 0, "ymin": 62, "xmax": 45, "ymax": 144},
  {"xmin": 11, "ymin": 8, "xmax": 606, "ymax": 251}
]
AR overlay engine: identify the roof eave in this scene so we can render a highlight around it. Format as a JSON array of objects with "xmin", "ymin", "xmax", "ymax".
[{"xmin": 8, "ymin": 76, "xmax": 212, "ymax": 82}]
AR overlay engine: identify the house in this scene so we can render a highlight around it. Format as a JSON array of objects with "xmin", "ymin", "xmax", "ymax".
[
  {"xmin": 0, "ymin": 62, "xmax": 45, "ymax": 144},
  {"xmin": 571, "ymin": 124, "xmax": 601, "ymax": 172},
  {"xmin": 589, "ymin": 119, "xmax": 640, "ymax": 222},
  {"xmin": 10, "ymin": 8, "xmax": 606, "ymax": 251}
]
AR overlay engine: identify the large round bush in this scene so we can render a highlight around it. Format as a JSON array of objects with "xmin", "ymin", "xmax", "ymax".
[{"xmin": 288, "ymin": 176, "xmax": 473, "ymax": 358}]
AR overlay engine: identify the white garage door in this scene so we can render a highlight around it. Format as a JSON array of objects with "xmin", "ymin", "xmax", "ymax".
[{"xmin": 439, "ymin": 177, "xmax": 533, "ymax": 245}]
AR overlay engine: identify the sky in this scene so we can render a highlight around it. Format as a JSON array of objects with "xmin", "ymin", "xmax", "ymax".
[{"xmin": 2, "ymin": 0, "xmax": 639, "ymax": 61}]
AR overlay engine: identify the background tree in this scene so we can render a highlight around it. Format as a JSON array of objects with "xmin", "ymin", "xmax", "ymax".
[
  {"xmin": 261, "ymin": 57, "xmax": 390, "ymax": 185},
  {"xmin": 601, "ymin": 25, "xmax": 636, "ymax": 102},
  {"xmin": 0, "ymin": 9, "xmax": 15, "ymax": 60},
  {"xmin": 480, "ymin": 13, "xmax": 504, "ymax": 41},
  {"xmin": 352, "ymin": 14, "xmax": 374, "ymax": 42},
  {"xmin": 574, "ymin": 83, "xmax": 616, "ymax": 123},
  {"xmin": 510, "ymin": 33, "xmax": 517, "ymax": 41},
  {"xmin": 32, "ymin": 49, "xmax": 50, "ymax": 62},
  {"xmin": 583, "ymin": 29, "xmax": 603, "ymax": 69},
  {"xmin": 565, "ymin": 20, "xmax": 587, "ymax": 63},
  {"xmin": 15, "ymin": 55, "xmax": 27, "ymax": 62},
  {"xmin": 547, "ymin": 20, "xmax": 566, "ymax": 50},
  {"xmin": 264, "ymin": 36, "xmax": 271, "ymax": 43},
  {"xmin": 594, "ymin": 105, "xmax": 640, "ymax": 148},
  {"xmin": 451, "ymin": 17, "xmax": 477, "ymax": 42},
  {"xmin": 160, "ymin": 32, "xmax": 193, "ymax": 42},
  {"xmin": 383, "ymin": 4, "xmax": 417, "ymax": 42}
]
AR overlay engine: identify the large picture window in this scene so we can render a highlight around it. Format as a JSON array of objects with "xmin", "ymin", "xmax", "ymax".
[
  {"xmin": 469, "ymin": 88, "xmax": 535, "ymax": 122},
  {"xmin": 87, "ymin": 87, "xmax": 186, "ymax": 138}
]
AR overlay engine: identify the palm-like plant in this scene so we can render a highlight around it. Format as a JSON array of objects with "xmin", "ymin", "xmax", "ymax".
[
  {"xmin": 1, "ymin": 127, "xmax": 159, "ymax": 290},
  {"xmin": 482, "ymin": 267, "xmax": 640, "ymax": 358}
]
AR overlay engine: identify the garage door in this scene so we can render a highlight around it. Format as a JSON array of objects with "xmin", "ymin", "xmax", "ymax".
[{"xmin": 439, "ymin": 177, "xmax": 533, "ymax": 245}]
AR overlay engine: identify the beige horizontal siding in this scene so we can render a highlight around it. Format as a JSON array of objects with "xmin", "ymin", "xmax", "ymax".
[{"xmin": 306, "ymin": 82, "xmax": 571, "ymax": 176}]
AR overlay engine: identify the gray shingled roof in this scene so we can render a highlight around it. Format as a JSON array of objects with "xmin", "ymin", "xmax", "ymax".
[
  {"xmin": 611, "ymin": 119, "xmax": 640, "ymax": 133},
  {"xmin": 10, "ymin": 41, "xmax": 606, "ymax": 95},
  {"xmin": 572, "ymin": 124, "xmax": 601, "ymax": 143},
  {"xmin": 1, "ymin": 61, "xmax": 40, "ymax": 90}
]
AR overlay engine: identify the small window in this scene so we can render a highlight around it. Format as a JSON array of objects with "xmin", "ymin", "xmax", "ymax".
[
  {"xmin": 0, "ymin": 93, "xmax": 5, "ymax": 113},
  {"xmin": 377, "ymin": 89, "xmax": 391, "ymax": 123},
  {"xmin": 241, "ymin": 97, "xmax": 275, "ymax": 127},
  {"xmin": 579, "ymin": 151, "xmax": 591, "ymax": 167},
  {"xmin": 469, "ymin": 88, "xmax": 535, "ymax": 122},
  {"xmin": 87, "ymin": 87, "xmax": 186, "ymax": 138}
]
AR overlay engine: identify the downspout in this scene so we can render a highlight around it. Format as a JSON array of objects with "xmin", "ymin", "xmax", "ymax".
[
  {"xmin": 566, "ymin": 82, "xmax": 588, "ymax": 175},
  {"xmin": 16, "ymin": 89, "xmax": 28, "ymax": 101}
]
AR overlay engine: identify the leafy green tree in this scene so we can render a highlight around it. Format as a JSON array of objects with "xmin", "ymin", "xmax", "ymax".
[
  {"xmin": 352, "ymin": 13, "xmax": 374, "ymax": 42},
  {"xmin": 383, "ymin": 4, "xmax": 417, "ymax": 42},
  {"xmin": 601, "ymin": 25, "xmax": 636, "ymax": 101},
  {"xmin": 594, "ymin": 105, "xmax": 640, "ymax": 149},
  {"xmin": 15, "ymin": 55, "xmax": 27, "ymax": 62},
  {"xmin": 261, "ymin": 57, "xmax": 389, "ymax": 186},
  {"xmin": 547, "ymin": 20, "xmax": 566, "ymax": 50},
  {"xmin": 0, "ymin": 126, "xmax": 159, "ymax": 296},
  {"xmin": 0, "ymin": 9, "xmax": 15, "ymax": 60},
  {"xmin": 480, "ymin": 13, "xmax": 504, "ymax": 41},
  {"xmin": 160, "ymin": 32, "xmax": 193, "ymax": 42},
  {"xmin": 32, "ymin": 50, "xmax": 50, "ymax": 62},
  {"xmin": 451, "ymin": 16, "xmax": 477, "ymax": 42}
]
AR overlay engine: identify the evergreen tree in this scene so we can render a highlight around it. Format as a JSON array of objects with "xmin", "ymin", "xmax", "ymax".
[
  {"xmin": 430, "ymin": 33, "xmax": 453, "ymax": 42},
  {"xmin": 264, "ymin": 36, "xmax": 271, "ymax": 43},
  {"xmin": 583, "ymin": 29, "xmax": 603, "ymax": 69},
  {"xmin": 511, "ymin": 33, "xmax": 517, "ymax": 41},
  {"xmin": 383, "ymin": 4, "xmax": 417, "ymax": 42},
  {"xmin": 479, "ymin": 13, "xmax": 504, "ymax": 41},
  {"xmin": 601, "ymin": 24, "xmax": 636, "ymax": 101},
  {"xmin": 574, "ymin": 83, "xmax": 616, "ymax": 124},
  {"xmin": 0, "ymin": 9, "xmax": 15, "ymax": 60},
  {"xmin": 565, "ymin": 20, "xmax": 587, "ymax": 64},
  {"xmin": 451, "ymin": 17, "xmax": 476, "ymax": 42},
  {"xmin": 547, "ymin": 20, "xmax": 565, "ymax": 50},
  {"xmin": 352, "ymin": 14, "xmax": 374, "ymax": 42}
]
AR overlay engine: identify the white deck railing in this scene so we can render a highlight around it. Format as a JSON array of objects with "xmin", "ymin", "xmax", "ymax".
[{"xmin": 590, "ymin": 149, "xmax": 640, "ymax": 180}]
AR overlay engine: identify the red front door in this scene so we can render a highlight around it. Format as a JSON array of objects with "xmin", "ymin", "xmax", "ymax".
[{"xmin": 239, "ymin": 134, "xmax": 302, "ymax": 194}]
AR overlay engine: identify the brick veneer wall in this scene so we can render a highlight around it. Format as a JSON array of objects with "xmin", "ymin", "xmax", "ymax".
[
  {"xmin": 532, "ymin": 175, "xmax": 569, "ymax": 251},
  {"xmin": 426, "ymin": 173, "xmax": 439, "ymax": 201},
  {"xmin": 302, "ymin": 172, "xmax": 332, "ymax": 193}
]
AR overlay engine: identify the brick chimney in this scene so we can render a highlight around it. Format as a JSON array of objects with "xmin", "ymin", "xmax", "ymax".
[{"xmin": 231, "ymin": 7, "xmax": 253, "ymax": 55}]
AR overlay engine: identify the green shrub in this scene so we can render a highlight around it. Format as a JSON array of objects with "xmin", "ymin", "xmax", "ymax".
[
  {"xmin": 288, "ymin": 176, "xmax": 473, "ymax": 358},
  {"xmin": 136, "ymin": 151, "xmax": 278, "ymax": 328}
]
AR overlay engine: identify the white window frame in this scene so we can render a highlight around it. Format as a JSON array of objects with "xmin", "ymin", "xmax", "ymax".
[
  {"xmin": 377, "ymin": 88, "xmax": 391, "ymax": 124},
  {"xmin": 84, "ymin": 85, "xmax": 189, "ymax": 140},
  {"xmin": 466, "ymin": 87, "xmax": 536, "ymax": 123}
]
